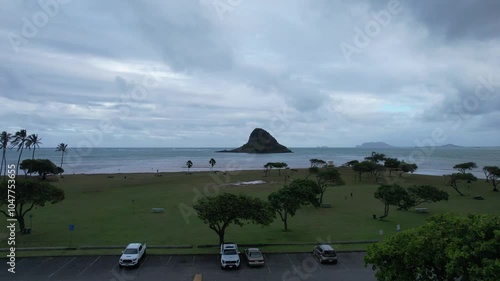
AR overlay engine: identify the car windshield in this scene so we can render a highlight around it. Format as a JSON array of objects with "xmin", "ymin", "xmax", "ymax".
[
  {"xmin": 323, "ymin": 250, "xmax": 336, "ymax": 257},
  {"xmin": 224, "ymin": 249, "xmax": 237, "ymax": 255},
  {"xmin": 124, "ymin": 249, "xmax": 138, "ymax": 254},
  {"xmin": 249, "ymin": 251, "xmax": 262, "ymax": 258}
]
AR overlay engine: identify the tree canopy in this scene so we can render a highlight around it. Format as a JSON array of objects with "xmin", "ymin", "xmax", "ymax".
[
  {"xmin": 193, "ymin": 193, "xmax": 274, "ymax": 244},
  {"xmin": 446, "ymin": 173, "xmax": 478, "ymax": 196},
  {"xmin": 384, "ymin": 157, "xmax": 401, "ymax": 176},
  {"xmin": 20, "ymin": 159, "xmax": 59, "ymax": 179},
  {"xmin": 365, "ymin": 213, "xmax": 500, "ymax": 281},
  {"xmin": 406, "ymin": 185, "xmax": 449, "ymax": 207},
  {"xmin": 268, "ymin": 179, "xmax": 320, "ymax": 230},
  {"xmin": 374, "ymin": 184, "xmax": 410, "ymax": 219},
  {"xmin": 364, "ymin": 151, "xmax": 386, "ymax": 163},
  {"xmin": 483, "ymin": 166, "xmax": 500, "ymax": 192},
  {"xmin": 0, "ymin": 180, "xmax": 65, "ymax": 232},
  {"xmin": 315, "ymin": 167, "xmax": 345, "ymax": 205},
  {"xmin": 353, "ymin": 161, "xmax": 379, "ymax": 181},
  {"xmin": 453, "ymin": 162, "xmax": 478, "ymax": 173},
  {"xmin": 398, "ymin": 162, "xmax": 418, "ymax": 178},
  {"xmin": 309, "ymin": 158, "xmax": 326, "ymax": 168}
]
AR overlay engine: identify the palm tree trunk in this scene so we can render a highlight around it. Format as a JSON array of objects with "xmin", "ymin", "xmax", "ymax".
[
  {"xmin": 0, "ymin": 150, "xmax": 4, "ymax": 178},
  {"xmin": 30, "ymin": 148, "xmax": 36, "ymax": 176},
  {"xmin": 16, "ymin": 146, "xmax": 24, "ymax": 176}
]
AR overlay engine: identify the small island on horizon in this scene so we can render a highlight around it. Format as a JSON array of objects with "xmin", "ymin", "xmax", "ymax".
[{"xmin": 356, "ymin": 142, "xmax": 464, "ymax": 149}]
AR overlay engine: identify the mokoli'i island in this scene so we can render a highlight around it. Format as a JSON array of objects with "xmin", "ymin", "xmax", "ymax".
[
  {"xmin": 217, "ymin": 128, "xmax": 292, "ymax": 153},
  {"xmin": 2, "ymin": 1, "xmax": 500, "ymax": 279}
]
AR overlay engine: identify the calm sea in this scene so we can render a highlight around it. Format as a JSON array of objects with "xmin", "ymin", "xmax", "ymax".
[{"xmin": 3, "ymin": 147, "xmax": 499, "ymax": 178}]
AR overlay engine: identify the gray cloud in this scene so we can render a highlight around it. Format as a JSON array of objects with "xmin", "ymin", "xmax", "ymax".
[
  {"xmin": 1, "ymin": 0, "xmax": 499, "ymax": 147},
  {"xmin": 407, "ymin": 0, "xmax": 500, "ymax": 41}
]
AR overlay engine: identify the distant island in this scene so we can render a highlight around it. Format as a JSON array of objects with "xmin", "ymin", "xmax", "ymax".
[
  {"xmin": 438, "ymin": 144, "xmax": 463, "ymax": 148},
  {"xmin": 356, "ymin": 142, "xmax": 394, "ymax": 148},
  {"xmin": 217, "ymin": 128, "xmax": 292, "ymax": 153}
]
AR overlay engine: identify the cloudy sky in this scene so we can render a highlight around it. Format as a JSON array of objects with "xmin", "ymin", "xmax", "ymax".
[{"xmin": 1, "ymin": 0, "xmax": 499, "ymax": 148}]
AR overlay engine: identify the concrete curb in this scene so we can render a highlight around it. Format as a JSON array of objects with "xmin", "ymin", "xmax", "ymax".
[
  {"xmin": 1, "ymin": 241, "xmax": 375, "ymax": 253},
  {"xmin": 198, "ymin": 240, "xmax": 378, "ymax": 248}
]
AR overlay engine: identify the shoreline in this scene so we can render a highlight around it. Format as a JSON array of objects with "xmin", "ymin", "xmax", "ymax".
[{"xmin": 54, "ymin": 167, "xmax": 470, "ymax": 179}]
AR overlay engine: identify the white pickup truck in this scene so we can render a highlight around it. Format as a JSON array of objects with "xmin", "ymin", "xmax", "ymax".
[
  {"xmin": 119, "ymin": 243, "xmax": 146, "ymax": 267},
  {"xmin": 220, "ymin": 243, "xmax": 240, "ymax": 269}
]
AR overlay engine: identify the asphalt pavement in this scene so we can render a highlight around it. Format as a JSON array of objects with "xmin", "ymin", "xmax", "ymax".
[{"xmin": 1, "ymin": 252, "xmax": 376, "ymax": 281}]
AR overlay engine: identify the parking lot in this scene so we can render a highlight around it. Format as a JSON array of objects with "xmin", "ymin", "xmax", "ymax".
[{"xmin": 1, "ymin": 252, "xmax": 376, "ymax": 281}]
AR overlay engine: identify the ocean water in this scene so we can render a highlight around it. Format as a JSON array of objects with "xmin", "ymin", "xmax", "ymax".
[{"xmin": 3, "ymin": 147, "xmax": 499, "ymax": 178}]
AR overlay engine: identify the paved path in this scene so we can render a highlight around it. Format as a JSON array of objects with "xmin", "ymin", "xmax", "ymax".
[{"xmin": 1, "ymin": 252, "xmax": 376, "ymax": 281}]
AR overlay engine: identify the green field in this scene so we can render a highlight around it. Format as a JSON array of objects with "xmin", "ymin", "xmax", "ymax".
[{"xmin": 2, "ymin": 168, "xmax": 499, "ymax": 256}]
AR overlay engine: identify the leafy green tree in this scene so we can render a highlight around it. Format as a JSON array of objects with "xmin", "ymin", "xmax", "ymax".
[
  {"xmin": 1, "ymin": 131, "xmax": 12, "ymax": 179},
  {"xmin": 344, "ymin": 160, "xmax": 359, "ymax": 167},
  {"xmin": 483, "ymin": 166, "xmax": 500, "ymax": 192},
  {"xmin": 273, "ymin": 162, "xmax": 288, "ymax": 175},
  {"xmin": 352, "ymin": 161, "xmax": 378, "ymax": 181},
  {"xmin": 398, "ymin": 162, "xmax": 418, "ymax": 178},
  {"xmin": 374, "ymin": 184, "xmax": 410, "ymax": 219},
  {"xmin": 11, "ymin": 129, "xmax": 28, "ymax": 175},
  {"xmin": 193, "ymin": 193, "xmax": 274, "ymax": 244},
  {"xmin": 305, "ymin": 166, "xmax": 319, "ymax": 179},
  {"xmin": 264, "ymin": 162, "xmax": 273, "ymax": 176},
  {"xmin": 364, "ymin": 151, "xmax": 386, "ymax": 163},
  {"xmin": 0, "ymin": 180, "xmax": 65, "ymax": 232},
  {"xmin": 186, "ymin": 160, "xmax": 193, "ymax": 173},
  {"xmin": 20, "ymin": 159, "xmax": 59, "ymax": 179},
  {"xmin": 309, "ymin": 158, "xmax": 326, "ymax": 168},
  {"xmin": 446, "ymin": 173, "xmax": 478, "ymax": 196},
  {"xmin": 365, "ymin": 213, "xmax": 500, "ymax": 281},
  {"xmin": 25, "ymin": 134, "xmax": 42, "ymax": 176},
  {"xmin": 209, "ymin": 158, "xmax": 216, "ymax": 171},
  {"xmin": 55, "ymin": 143, "xmax": 68, "ymax": 176},
  {"xmin": 384, "ymin": 157, "xmax": 401, "ymax": 176},
  {"xmin": 268, "ymin": 179, "xmax": 320, "ymax": 231},
  {"xmin": 406, "ymin": 185, "xmax": 449, "ymax": 207},
  {"xmin": 453, "ymin": 162, "xmax": 477, "ymax": 174},
  {"xmin": 315, "ymin": 168, "xmax": 345, "ymax": 205}
]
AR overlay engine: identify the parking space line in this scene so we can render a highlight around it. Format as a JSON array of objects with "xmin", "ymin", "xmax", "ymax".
[
  {"xmin": 137, "ymin": 256, "xmax": 149, "ymax": 272},
  {"xmin": 286, "ymin": 254, "xmax": 297, "ymax": 273},
  {"xmin": 192, "ymin": 256, "xmax": 196, "ymax": 267},
  {"xmin": 165, "ymin": 256, "xmax": 172, "ymax": 266},
  {"xmin": 17, "ymin": 258, "xmax": 26, "ymax": 265},
  {"xmin": 48, "ymin": 257, "xmax": 76, "ymax": 279},
  {"xmin": 78, "ymin": 256, "xmax": 101, "ymax": 276},
  {"xmin": 32, "ymin": 257, "xmax": 52, "ymax": 270},
  {"xmin": 264, "ymin": 254, "xmax": 272, "ymax": 274},
  {"xmin": 338, "ymin": 260, "xmax": 349, "ymax": 271}
]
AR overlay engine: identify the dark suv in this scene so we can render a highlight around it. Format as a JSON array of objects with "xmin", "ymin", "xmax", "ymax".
[{"xmin": 312, "ymin": 244, "xmax": 338, "ymax": 264}]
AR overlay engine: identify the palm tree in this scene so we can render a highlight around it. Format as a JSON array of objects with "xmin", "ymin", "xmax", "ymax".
[
  {"xmin": 11, "ymin": 129, "xmax": 27, "ymax": 176},
  {"xmin": 209, "ymin": 158, "xmax": 216, "ymax": 171},
  {"xmin": 1, "ymin": 131, "xmax": 12, "ymax": 179},
  {"xmin": 26, "ymin": 134, "xmax": 42, "ymax": 176},
  {"xmin": 56, "ymin": 143, "xmax": 68, "ymax": 176},
  {"xmin": 186, "ymin": 160, "xmax": 193, "ymax": 174}
]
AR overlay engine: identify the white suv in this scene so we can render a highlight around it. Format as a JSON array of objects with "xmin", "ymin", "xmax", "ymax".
[{"xmin": 220, "ymin": 243, "xmax": 240, "ymax": 269}]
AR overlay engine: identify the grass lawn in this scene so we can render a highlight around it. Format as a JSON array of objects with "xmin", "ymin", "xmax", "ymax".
[{"xmin": 2, "ymin": 168, "xmax": 499, "ymax": 256}]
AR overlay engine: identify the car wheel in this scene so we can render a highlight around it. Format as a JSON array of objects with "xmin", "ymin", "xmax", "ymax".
[{"xmin": 221, "ymin": 265, "xmax": 224, "ymax": 270}]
